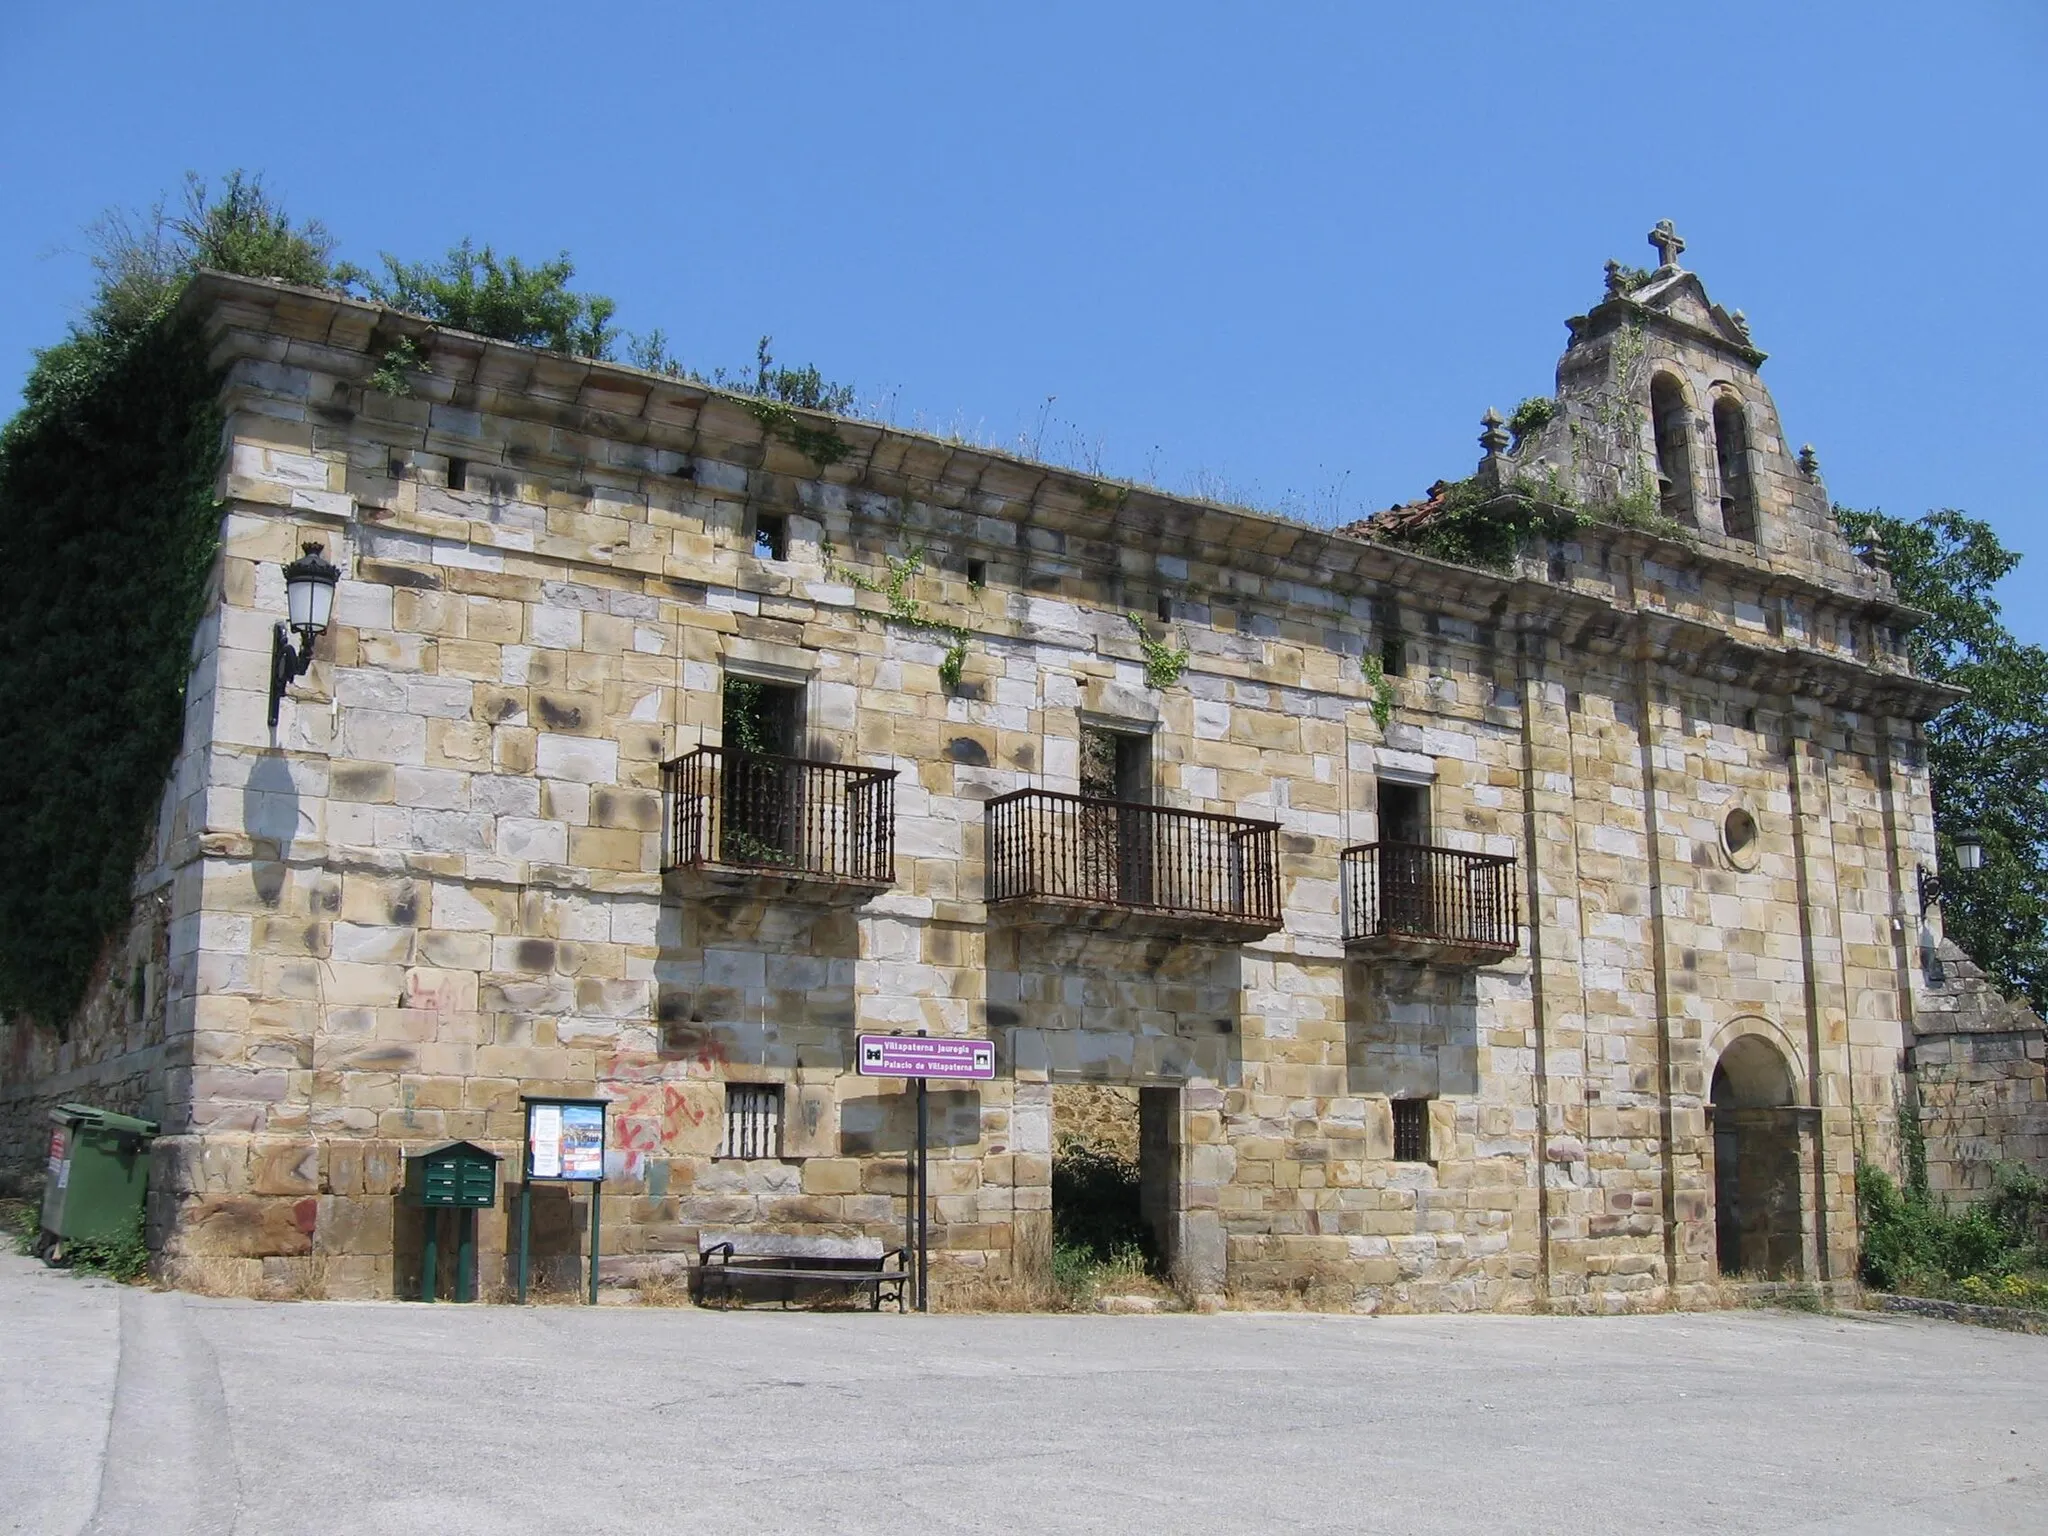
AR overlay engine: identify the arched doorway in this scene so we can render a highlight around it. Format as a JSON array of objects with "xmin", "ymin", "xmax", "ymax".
[{"xmin": 1710, "ymin": 1034, "xmax": 1804, "ymax": 1278}]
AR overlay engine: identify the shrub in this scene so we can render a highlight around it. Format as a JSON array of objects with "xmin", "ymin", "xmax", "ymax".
[{"xmin": 1051, "ymin": 1140, "xmax": 1151, "ymax": 1263}]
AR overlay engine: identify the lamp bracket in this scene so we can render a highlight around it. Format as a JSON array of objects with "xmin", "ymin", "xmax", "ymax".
[{"xmin": 268, "ymin": 622, "xmax": 319, "ymax": 729}]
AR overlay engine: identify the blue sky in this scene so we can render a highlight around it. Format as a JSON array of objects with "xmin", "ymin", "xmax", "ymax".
[{"xmin": 3, "ymin": 2, "xmax": 2042, "ymax": 640}]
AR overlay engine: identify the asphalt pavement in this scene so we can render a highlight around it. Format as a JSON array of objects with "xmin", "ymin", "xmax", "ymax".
[{"xmin": 3, "ymin": 1249, "xmax": 2043, "ymax": 1535}]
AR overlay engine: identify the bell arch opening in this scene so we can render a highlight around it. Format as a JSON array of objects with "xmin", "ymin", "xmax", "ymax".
[
  {"xmin": 1712, "ymin": 394, "xmax": 1758, "ymax": 542},
  {"xmin": 1649, "ymin": 372, "xmax": 1696, "ymax": 527},
  {"xmin": 1710, "ymin": 1033, "xmax": 1804, "ymax": 1279}
]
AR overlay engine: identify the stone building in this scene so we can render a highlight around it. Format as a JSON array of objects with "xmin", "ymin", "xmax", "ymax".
[{"xmin": 0, "ymin": 225, "xmax": 1976, "ymax": 1308}]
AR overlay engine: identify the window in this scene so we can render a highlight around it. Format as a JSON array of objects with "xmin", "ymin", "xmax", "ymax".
[
  {"xmin": 1156, "ymin": 593, "xmax": 1173, "ymax": 623},
  {"xmin": 722, "ymin": 676, "xmax": 801, "ymax": 757},
  {"xmin": 1080, "ymin": 724, "xmax": 1150, "ymax": 802},
  {"xmin": 1079, "ymin": 724, "xmax": 1153, "ymax": 904},
  {"xmin": 1393, "ymin": 1098, "xmax": 1430, "ymax": 1163},
  {"xmin": 1712, "ymin": 396, "xmax": 1757, "ymax": 542},
  {"xmin": 719, "ymin": 1084, "xmax": 783, "ymax": 1158},
  {"xmin": 1650, "ymin": 373, "xmax": 1695, "ymax": 526},
  {"xmin": 387, "ymin": 451, "xmax": 407, "ymax": 480},
  {"xmin": 753, "ymin": 513, "xmax": 787, "ymax": 561},
  {"xmin": 1380, "ymin": 631, "xmax": 1407, "ymax": 679},
  {"xmin": 967, "ymin": 558, "xmax": 987, "ymax": 589},
  {"xmin": 446, "ymin": 456, "xmax": 468, "ymax": 492},
  {"xmin": 1378, "ymin": 781, "xmax": 1429, "ymax": 846},
  {"xmin": 720, "ymin": 676, "xmax": 803, "ymax": 865},
  {"xmin": 1722, "ymin": 807, "xmax": 1760, "ymax": 869}
]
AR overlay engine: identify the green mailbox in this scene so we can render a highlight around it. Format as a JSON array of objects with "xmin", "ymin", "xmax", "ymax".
[
  {"xmin": 404, "ymin": 1140, "xmax": 500, "ymax": 1303},
  {"xmin": 40, "ymin": 1104, "xmax": 156, "ymax": 1262}
]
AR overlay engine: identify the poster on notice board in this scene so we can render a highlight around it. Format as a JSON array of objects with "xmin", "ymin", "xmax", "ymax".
[{"xmin": 524, "ymin": 1099, "xmax": 606, "ymax": 1182}]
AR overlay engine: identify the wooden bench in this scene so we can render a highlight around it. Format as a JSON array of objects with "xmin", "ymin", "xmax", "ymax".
[{"xmin": 694, "ymin": 1232, "xmax": 910, "ymax": 1312}]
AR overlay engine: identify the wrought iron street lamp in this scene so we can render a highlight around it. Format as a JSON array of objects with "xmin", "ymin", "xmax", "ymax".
[
  {"xmin": 1919, "ymin": 829, "xmax": 1986, "ymax": 914},
  {"xmin": 268, "ymin": 542, "xmax": 339, "ymax": 727}
]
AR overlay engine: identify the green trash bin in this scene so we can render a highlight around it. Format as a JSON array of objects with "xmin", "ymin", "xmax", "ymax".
[{"xmin": 39, "ymin": 1104, "xmax": 156, "ymax": 1263}]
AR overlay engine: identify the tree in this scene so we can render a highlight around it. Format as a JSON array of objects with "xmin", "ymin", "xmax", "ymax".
[
  {"xmin": 361, "ymin": 241, "xmax": 617, "ymax": 359},
  {"xmin": 1837, "ymin": 507, "xmax": 2048, "ymax": 1011}
]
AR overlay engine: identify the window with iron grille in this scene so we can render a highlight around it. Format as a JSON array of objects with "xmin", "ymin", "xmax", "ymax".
[
  {"xmin": 719, "ymin": 1084, "xmax": 783, "ymax": 1159},
  {"xmin": 1392, "ymin": 1098, "xmax": 1430, "ymax": 1163}
]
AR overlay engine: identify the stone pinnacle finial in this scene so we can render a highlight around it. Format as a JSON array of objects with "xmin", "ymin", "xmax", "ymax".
[
  {"xmin": 1604, "ymin": 259, "xmax": 1628, "ymax": 299},
  {"xmin": 1479, "ymin": 407, "xmax": 1510, "ymax": 458},
  {"xmin": 1648, "ymin": 219, "xmax": 1686, "ymax": 269},
  {"xmin": 1731, "ymin": 309, "xmax": 1751, "ymax": 339},
  {"xmin": 1799, "ymin": 444, "xmax": 1820, "ymax": 479}
]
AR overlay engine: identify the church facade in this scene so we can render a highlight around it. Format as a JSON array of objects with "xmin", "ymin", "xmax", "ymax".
[{"xmin": 0, "ymin": 227, "xmax": 1963, "ymax": 1308}]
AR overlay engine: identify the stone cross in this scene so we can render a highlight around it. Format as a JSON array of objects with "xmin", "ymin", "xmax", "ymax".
[{"xmin": 1648, "ymin": 220, "xmax": 1686, "ymax": 269}]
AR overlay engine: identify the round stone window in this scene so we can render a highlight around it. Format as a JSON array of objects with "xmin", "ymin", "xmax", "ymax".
[{"xmin": 1722, "ymin": 807, "xmax": 1761, "ymax": 869}]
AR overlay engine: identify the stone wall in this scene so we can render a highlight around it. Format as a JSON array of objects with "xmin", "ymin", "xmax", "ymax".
[{"xmin": 1912, "ymin": 939, "xmax": 2048, "ymax": 1200}]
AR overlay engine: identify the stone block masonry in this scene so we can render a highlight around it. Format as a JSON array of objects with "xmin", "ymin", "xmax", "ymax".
[{"xmin": 0, "ymin": 240, "xmax": 1970, "ymax": 1309}]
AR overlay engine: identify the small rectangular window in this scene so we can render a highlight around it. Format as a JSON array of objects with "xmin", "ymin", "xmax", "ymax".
[
  {"xmin": 719, "ymin": 1084, "xmax": 783, "ymax": 1158},
  {"xmin": 387, "ymin": 452, "xmax": 407, "ymax": 480},
  {"xmin": 753, "ymin": 514, "xmax": 787, "ymax": 561},
  {"xmin": 1392, "ymin": 1098, "xmax": 1430, "ymax": 1163},
  {"xmin": 1156, "ymin": 593, "xmax": 1173, "ymax": 623},
  {"xmin": 1380, "ymin": 632, "xmax": 1406, "ymax": 679},
  {"xmin": 446, "ymin": 456, "xmax": 468, "ymax": 492},
  {"xmin": 966, "ymin": 559, "xmax": 987, "ymax": 588}
]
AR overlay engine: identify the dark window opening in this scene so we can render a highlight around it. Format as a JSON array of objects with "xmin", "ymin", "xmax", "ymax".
[
  {"xmin": 967, "ymin": 558, "xmax": 987, "ymax": 588},
  {"xmin": 446, "ymin": 457, "xmax": 468, "ymax": 492},
  {"xmin": 753, "ymin": 514, "xmax": 788, "ymax": 561},
  {"xmin": 1081, "ymin": 725, "xmax": 1151, "ymax": 803},
  {"xmin": 388, "ymin": 452, "xmax": 407, "ymax": 480},
  {"xmin": 1156, "ymin": 593, "xmax": 1173, "ymax": 623},
  {"xmin": 1378, "ymin": 780, "xmax": 1429, "ymax": 846},
  {"xmin": 1376, "ymin": 780, "xmax": 1433, "ymax": 934},
  {"xmin": 1650, "ymin": 373, "xmax": 1695, "ymax": 526},
  {"xmin": 1079, "ymin": 724, "xmax": 1154, "ymax": 905},
  {"xmin": 719, "ymin": 1084, "xmax": 783, "ymax": 1158},
  {"xmin": 1392, "ymin": 1098, "xmax": 1430, "ymax": 1162},
  {"xmin": 720, "ymin": 677, "xmax": 803, "ymax": 865},
  {"xmin": 1713, "ymin": 396, "xmax": 1758, "ymax": 542},
  {"xmin": 1380, "ymin": 632, "xmax": 1407, "ymax": 679}
]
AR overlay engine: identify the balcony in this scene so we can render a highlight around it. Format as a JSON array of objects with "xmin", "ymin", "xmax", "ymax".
[
  {"xmin": 663, "ymin": 747, "xmax": 897, "ymax": 903},
  {"xmin": 985, "ymin": 789, "xmax": 1282, "ymax": 941},
  {"xmin": 1341, "ymin": 842, "xmax": 1519, "ymax": 965}
]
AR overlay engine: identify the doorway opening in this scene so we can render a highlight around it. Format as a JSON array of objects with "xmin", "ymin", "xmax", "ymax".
[
  {"xmin": 1050, "ymin": 1083, "xmax": 1181, "ymax": 1296},
  {"xmin": 720, "ymin": 676, "xmax": 802, "ymax": 865},
  {"xmin": 1078, "ymin": 725, "xmax": 1154, "ymax": 906},
  {"xmin": 1710, "ymin": 1034, "xmax": 1805, "ymax": 1279},
  {"xmin": 1377, "ymin": 779, "xmax": 1433, "ymax": 932}
]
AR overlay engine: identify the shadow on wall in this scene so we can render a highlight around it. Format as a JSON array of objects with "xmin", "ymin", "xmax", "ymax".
[
  {"xmin": 984, "ymin": 927, "xmax": 1240, "ymax": 1084},
  {"xmin": 244, "ymin": 751, "xmax": 302, "ymax": 907},
  {"xmin": 839, "ymin": 1086, "xmax": 983, "ymax": 1154},
  {"xmin": 1345, "ymin": 959, "xmax": 1480, "ymax": 1097},
  {"xmin": 653, "ymin": 899, "xmax": 860, "ymax": 1073}
]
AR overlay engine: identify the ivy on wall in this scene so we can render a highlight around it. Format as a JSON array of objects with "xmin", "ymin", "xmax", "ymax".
[
  {"xmin": 0, "ymin": 307, "xmax": 224, "ymax": 1028},
  {"xmin": 0, "ymin": 173, "xmax": 344, "ymax": 1030},
  {"xmin": 825, "ymin": 541, "xmax": 973, "ymax": 689}
]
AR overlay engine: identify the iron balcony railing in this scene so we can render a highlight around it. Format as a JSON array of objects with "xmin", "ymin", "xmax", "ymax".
[
  {"xmin": 663, "ymin": 747, "xmax": 897, "ymax": 885},
  {"xmin": 1341, "ymin": 841, "xmax": 1518, "ymax": 954},
  {"xmin": 985, "ymin": 789, "xmax": 1281, "ymax": 926}
]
